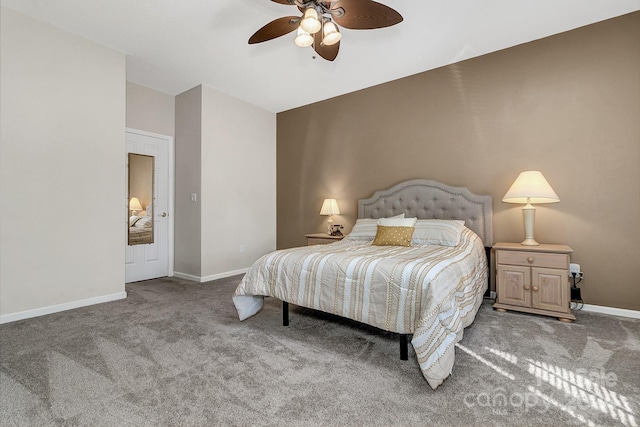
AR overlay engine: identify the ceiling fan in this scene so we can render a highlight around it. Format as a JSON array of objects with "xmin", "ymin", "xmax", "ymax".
[{"xmin": 248, "ymin": 0, "xmax": 403, "ymax": 61}]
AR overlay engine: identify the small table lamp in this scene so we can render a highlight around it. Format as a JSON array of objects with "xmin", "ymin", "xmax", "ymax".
[
  {"xmin": 320, "ymin": 198, "xmax": 340, "ymax": 235},
  {"xmin": 129, "ymin": 197, "xmax": 143, "ymax": 217},
  {"xmin": 502, "ymin": 171, "xmax": 559, "ymax": 246}
]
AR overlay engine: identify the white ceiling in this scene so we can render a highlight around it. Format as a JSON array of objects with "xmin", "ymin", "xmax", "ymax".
[{"xmin": 2, "ymin": 0, "xmax": 638, "ymax": 112}]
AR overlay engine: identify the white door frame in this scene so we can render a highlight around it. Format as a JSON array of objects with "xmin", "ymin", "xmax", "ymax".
[{"xmin": 125, "ymin": 127, "xmax": 175, "ymax": 278}]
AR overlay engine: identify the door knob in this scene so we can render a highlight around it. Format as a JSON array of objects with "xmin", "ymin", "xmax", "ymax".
[{"xmin": 161, "ymin": 212, "xmax": 168, "ymax": 217}]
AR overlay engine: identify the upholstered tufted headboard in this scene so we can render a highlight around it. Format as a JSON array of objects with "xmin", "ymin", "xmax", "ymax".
[{"xmin": 358, "ymin": 179, "xmax": 493, "ymax": 246}]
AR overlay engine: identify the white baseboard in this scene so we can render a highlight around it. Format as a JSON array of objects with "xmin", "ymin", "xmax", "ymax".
[
  {"xmin": 172, "ymin": 271, "xmax": 201, "ymax": 282},
  {"xmin": 173, "ymin": 268, "xmax": 248, "ymax": 283},
  {"xmin": 0, "ymin": 291, "xmax": 127, "ymax": 324},
  {"xmin": 581, "ymin": 304, "xmax": 640, "ymax": 319},
  {"xmin": 201, "ymin": 268, "xmax": 248, "ymax": 282}
]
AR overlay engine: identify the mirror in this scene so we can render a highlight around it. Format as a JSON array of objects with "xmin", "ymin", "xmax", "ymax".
[{"xmin": 128, "ymin": 153, "xmax": 154, "ymax": 245}]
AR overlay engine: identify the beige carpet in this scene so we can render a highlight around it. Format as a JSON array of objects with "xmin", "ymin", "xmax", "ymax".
[{"xmin": 1, "ymin": 275, "xmax": 638, "ymax": 426}]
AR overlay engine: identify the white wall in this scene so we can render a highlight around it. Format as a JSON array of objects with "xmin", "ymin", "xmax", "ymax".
[
  {"xmin": 174, "ymin": 86, "xmax": 203, "ymax": 277},
  {"xmin": 200, "ymin": 85, "xmax": 276, "ymax": 278},
  {"xmin": 173, "ymin": 85, "xmax": 276, "ymax": 281},
  {"xmin": 126, "ymin": 82, "xmax": 175, "ymax": 137},
  {"xmin": 0, "ymin": 8, "xmax": 126, "ymax": 320}
]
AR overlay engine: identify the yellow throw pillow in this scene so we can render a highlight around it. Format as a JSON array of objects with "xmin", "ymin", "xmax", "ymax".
[{"xmin": 372, "ymin": 225, "xmax": 415, "ymax": 247}]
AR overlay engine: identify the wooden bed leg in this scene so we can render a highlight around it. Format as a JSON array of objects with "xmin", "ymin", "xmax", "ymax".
[
  {"xmin": 400, "ymin": 334, "xmax": 408, "ymax": 360},
  {"xmin": 283, "ymin": 301, "xmax": 289, "ymax": 326}
]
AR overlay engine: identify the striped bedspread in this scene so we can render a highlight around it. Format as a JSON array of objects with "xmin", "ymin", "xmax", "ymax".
[
  {"xmin": 128, "ymin": 226, "xmax": 153, "ymax": 245},
  {"xmin": 233, "ymin": 227, "xmax": 488, "ymax": 389}
]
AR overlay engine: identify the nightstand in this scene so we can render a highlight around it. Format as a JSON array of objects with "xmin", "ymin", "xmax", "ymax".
[
  {"xmin": 492, "ymin": 242, "xmax": 575, "ymax": 322},
  {"xmin": 305, "ymin": 233, "xmax": 344, "ymax": 246}
]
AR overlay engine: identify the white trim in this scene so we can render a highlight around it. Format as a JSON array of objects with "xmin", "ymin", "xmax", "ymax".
[
  {"xmin": 174, "ymin": 268, "xmax": 248, "ymax": 283},
  {"xmin": 0, "ymin": 292, "xmax": 127, "ymax": 324},
  {"xmin": 173, "ymin": 271, "xmax": 201, "ymax": 283},
  {"xmin": 581, "ymin": 304, "xmax": 640, "ymax": 319},
  {"xmin": 125, "ymin": 127, "xmax": 175, "ymax": 278},
  {"xmin": 202, "ymin": 268, "xmax": 248, "ymax": 283}
]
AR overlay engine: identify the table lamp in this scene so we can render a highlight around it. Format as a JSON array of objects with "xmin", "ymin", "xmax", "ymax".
[
  {"xmin": 129, "ymin": 197, "xmax": 143, "ymax": 217},
  {"xmin": 502, "ymin": 171, "xmax": 559, "ymax": 246},
  {"xmin": 320, "ymin": 198, "xmax": 340, "ymax": 235}
]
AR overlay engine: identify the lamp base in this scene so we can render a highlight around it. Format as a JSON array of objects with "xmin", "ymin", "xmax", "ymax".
[
  {"xmin": 520, "ymin": 238, "xmax": 540, "ymax": 246},
  {"xmin": 521, "ymin": 204, "xmax": 539, "ymax": 246}
]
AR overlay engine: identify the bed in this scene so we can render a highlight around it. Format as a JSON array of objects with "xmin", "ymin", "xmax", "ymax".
[
  {"xmin": 233, "ymin": 179, "xmax": 493, "ymax": 389},
  {"xmin": 128, "ymin": 215, "xmax": 153, "ymax": 245}
]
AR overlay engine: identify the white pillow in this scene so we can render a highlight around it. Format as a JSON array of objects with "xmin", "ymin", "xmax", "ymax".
[
  {"xmin": 346, "ymin": 219, "xmax": 378, "ymax": 241},
  {"xmin": 134, "ymin": 216, "xmax": 153, "ymax": 228},
  {"xmin": 129, "ymin": 216, "xmax": 141, "ymax": 226},
  {"xmin": 346, "ymin": 214, "xmax": 405, "ymax": 241},
  {"xmin": 378, "ymin": 217, "xmax": 417, "ymax": 227},
  {"xmin": 412, "ymin": 220, "xmax": 465, "ymax": 246}
]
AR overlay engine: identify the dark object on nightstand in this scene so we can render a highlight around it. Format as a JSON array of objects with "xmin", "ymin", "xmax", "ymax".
[{"xmin": 330, "ymin": 224, "xmax": 344, "ymax": 236}]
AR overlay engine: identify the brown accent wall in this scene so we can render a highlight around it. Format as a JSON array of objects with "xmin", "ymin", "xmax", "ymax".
[{"xmin": 276, "ymin": 12, "xmax": 640, "ymax": 311}]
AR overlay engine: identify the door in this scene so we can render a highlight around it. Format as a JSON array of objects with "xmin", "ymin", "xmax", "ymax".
[
  {"xmin": 497, "ymin": 265, "xmax": 531, "ymax": 308},
  {"xmin": 125, "ymin": 129, "xmax": 173, "ymax": 283},
  {"xmin": 531, "ymin": 267, "xmax": 569, "ymax": 314}
]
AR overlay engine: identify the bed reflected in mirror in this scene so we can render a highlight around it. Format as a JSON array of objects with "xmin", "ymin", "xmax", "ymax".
[{"xmin": 128, "ymin": 153, "xmax": 154, "ymax": 245}]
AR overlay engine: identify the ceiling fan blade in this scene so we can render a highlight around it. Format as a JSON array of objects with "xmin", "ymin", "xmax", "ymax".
[
  {"xmin": 313, "ymin": 31, "xmax": 340, "ymax": 61},
  {"xmin": 331, "ymin": 0, "xmax": 403, "ymax": 30},
  {"xmin": 249, "ymin": 16, "xmax": 301, "ymax": 44},
  {"xmin": 271, "ymin": 0, "xmax": 296, "ymax": 4}
]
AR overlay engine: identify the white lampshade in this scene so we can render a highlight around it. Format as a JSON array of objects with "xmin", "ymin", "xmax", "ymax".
[
  {"xmin": 322, "ymin": 21, "xmax": 341, "ymax": 46},
  {"xmin": 300, "ymin": 8, "xmax": 321, "ymax": 34},
  {"xmin": 503, "ymin": 171, "xmax": 559, "ymax": 246},
  {"xmin": 320, "ymin": 198, "xmax": 340, "ymax": 216},
  {"xmin": 502, "ymin": 171, "xmax": 559, "ymax": 204},
  {"xmin": 129, "ymin": 197, "xmax": 143, "ymax": 212},
  {"xmin": 294, "ymin": 27, "xmax": 314, "ymax": 48}
]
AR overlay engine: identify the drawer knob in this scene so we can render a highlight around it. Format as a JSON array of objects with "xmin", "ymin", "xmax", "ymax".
[
  {"xmin": 527, "ymin": 257, "xmax": 534, "ymax": 263},
  {"xmin": 524, "ymin": 285, "xmax": 530, "ymax": 291},
  {"xmin": 532, "ymin": 286, "xmax": 539, "ymax": 292}
]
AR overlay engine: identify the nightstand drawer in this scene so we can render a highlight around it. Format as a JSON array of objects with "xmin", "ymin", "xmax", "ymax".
[
  {"xmin": 305, "ymin": 233, "xmax": 344, "ymax": 245},
  {"xmin": 497, "ymin": 250, "xmax": 568, "ymax": 269},
  {"xmin": 307, "ymin": 237, "xmax": 333, "ymax": 245}
]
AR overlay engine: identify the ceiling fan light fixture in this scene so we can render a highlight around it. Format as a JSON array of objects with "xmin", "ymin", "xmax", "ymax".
[
  {"xmin": 300, "ymin": 8, "xmax": 321, "ymax": 34},
  {"xmin": 322, "ymin": 20, "xmax": 341, "ymax": 46},
  {"xmin": 294, "ymin": 27, "xmax": 314, "ymax": 47},
  {"xmin": 248, "ymin": 0, "xmax": 403, "ymax": 61}
]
